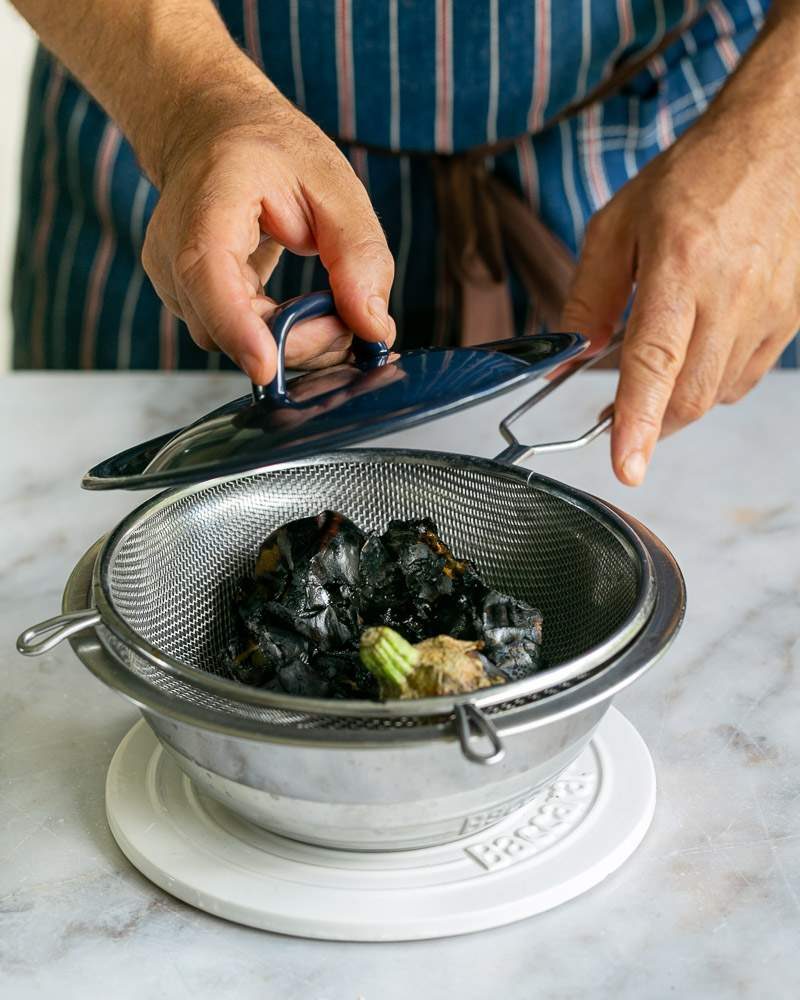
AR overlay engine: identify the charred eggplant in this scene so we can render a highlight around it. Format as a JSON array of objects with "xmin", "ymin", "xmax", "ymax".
[{"xmin": 222, "ymin": 511, "xmax": 544, "ymax": 700}]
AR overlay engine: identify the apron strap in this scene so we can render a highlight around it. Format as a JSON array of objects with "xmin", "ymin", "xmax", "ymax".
[{"xmin": 432, "ymin": 155, "xmax": 577, "ymax": 345}]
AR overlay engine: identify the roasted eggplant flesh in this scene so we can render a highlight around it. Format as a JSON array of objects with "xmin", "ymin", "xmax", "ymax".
[{"xmin": 221, "ymin": 511, "xmax": 543, "ymax": 699}]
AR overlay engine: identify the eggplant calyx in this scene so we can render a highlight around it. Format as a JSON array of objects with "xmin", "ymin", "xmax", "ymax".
[{"xmin": 359, "ymin": 626, "xmax": 420, "ymax": 697}]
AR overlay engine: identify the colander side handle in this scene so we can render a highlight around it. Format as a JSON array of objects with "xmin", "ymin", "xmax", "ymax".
[
  {"xmin": 494, "ymin": 329, "xmax": 622, "ymax": 465},
  {"xmin": 495, "ymin": 414, "xmax": 614, "ymax": 465},
  {"xmin": 17, "ymin": 609, "xmax": 101, "ymax": 656},
  {"xmin": 455, "ymin": 704, "xmax": 506, "ymax": 765}
]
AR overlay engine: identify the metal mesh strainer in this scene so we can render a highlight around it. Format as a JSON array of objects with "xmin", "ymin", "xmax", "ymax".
[{"xmin": 83, "ymin": 449, "xmax": 654, "ymax": 733}]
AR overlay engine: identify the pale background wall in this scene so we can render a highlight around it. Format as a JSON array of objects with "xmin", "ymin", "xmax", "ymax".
[{"xmin": 0, "ymin": 4, "xmax": 37, "ymax": 371}]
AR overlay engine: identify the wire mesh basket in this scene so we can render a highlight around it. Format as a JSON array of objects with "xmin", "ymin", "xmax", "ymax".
[{"xmin": 65, "ymin": 449, "xmax": 652, "ymax": 730}]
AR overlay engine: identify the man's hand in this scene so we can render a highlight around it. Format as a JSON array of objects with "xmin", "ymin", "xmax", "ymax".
[
  {"xmin": 562, "ymin": 5, "xmax": 800, "ymax": 486},
  {"xmin": 143, "ymin": 88, "xmax": 395, "ymax": 384},
  {"xmin": 12, "ymin": 0, "xmax": 395, "ymax": 385}
]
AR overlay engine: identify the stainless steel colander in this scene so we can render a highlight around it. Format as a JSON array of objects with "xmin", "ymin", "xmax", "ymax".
[{"xmin": 22, "ymin": 449, "xmax": 652, "ymax": 722}]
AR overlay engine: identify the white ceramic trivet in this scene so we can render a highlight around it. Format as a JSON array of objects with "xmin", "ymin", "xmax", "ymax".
[{"xmin": 106, "ymin": 708, "xmax": 655, "ymax": 941}]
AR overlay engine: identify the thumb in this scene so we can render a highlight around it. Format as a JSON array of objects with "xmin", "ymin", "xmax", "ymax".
[
  {"xmin": 561, "ymin": 209, "xmax": 635, "ymax": 352},
  {"xmin": 308, "ymin": 170, "xmax": 396, "ymax": 345}
]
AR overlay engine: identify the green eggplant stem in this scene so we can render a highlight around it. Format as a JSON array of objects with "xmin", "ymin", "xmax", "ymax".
[
  {"xmin": 359, "ymin": 627, "xmax": 420, "ymax": 696},
  {"xmin": 359, "ymin": 625, "xmax": 498, "ymax": 700}
]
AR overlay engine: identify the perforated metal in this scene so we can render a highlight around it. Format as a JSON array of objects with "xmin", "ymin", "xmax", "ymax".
[{"xmin": 96, "ymin": 452, "xmax": 646, "ymax": 732}]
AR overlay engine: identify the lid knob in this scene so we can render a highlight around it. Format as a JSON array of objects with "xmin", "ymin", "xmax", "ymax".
[{"xmin": 252, "ymin": 291, "xmax": 390, "ymax": 403}]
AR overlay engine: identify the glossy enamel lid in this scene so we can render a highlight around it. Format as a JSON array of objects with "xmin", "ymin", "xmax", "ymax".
[{"xmin": 83, "ymin": 292, "xmax": 585, "ymax": 490}]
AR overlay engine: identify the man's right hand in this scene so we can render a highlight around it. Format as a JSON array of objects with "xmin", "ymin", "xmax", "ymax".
[
  {"xmin": 143, "ymin": 86, "xmax": 396, "ymax": 385},
  {"xmin": 12, "ymin": 0, "xmax": 395, "ymax": 385}
]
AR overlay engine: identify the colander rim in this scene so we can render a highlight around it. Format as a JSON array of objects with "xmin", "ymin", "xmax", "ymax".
[{"xmin": 91, "ymin": 448, "xmax": 657, "ymax": 718}]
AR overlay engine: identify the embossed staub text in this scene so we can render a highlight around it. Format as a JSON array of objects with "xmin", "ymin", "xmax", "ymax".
[{"xmin": 464, "ymin": 776, "xmax": 596, "ymax": 871}]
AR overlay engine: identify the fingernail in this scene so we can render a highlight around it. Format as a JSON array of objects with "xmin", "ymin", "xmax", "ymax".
[
  {"xmin": 367, "ymin": 295, "xmax": 392, "ymax": 338},
  {"xmin": 622, "ymin": 450, "xmax": 647, "ymax": 486}
]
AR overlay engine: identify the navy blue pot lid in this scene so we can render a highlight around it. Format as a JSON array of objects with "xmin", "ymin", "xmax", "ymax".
[{"xmin": 83, "ymin": 292, "xmax": 586, "ymax": 491}]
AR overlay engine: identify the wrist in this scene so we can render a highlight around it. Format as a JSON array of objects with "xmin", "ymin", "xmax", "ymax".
[
  {"xmin": 767, "ymin": 1, "xmax": 800, "ymax": 32},
  {"xmin": 698, "ymin": 15, "xmax": 800, "ymax": 153},
  {"xmin": 133, "ymin": 47, "xmax": 277, "ymax": 188}
]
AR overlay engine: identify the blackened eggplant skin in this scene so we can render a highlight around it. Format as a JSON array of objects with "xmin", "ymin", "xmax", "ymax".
[
  {"xmin": 357, "ymin": 519, "xmax": 488, "ymax": 644},
  {"xmin": 222, "ymin": 512, "xmax": 544, "ymax": 699},
  {"xmin": 312, "ymin": 651, "xmax": 380, "ymax": 700},
  {"xmin": 255, "ymin": 511, "xmax": 364, "ymax": 651}
]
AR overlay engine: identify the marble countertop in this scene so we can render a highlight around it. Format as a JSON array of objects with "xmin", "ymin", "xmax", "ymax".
[{"xmin": 1, "ymin": 371, "xmax": 798, "ymax": 999}]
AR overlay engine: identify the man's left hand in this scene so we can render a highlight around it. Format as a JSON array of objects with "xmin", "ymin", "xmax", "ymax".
[{"xmin": 562, "ymin": 12, "xmax": 800, "ymax": 485}]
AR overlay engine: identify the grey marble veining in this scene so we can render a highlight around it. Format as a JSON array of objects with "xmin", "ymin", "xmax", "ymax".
[{"xmin": 1, "ymin": 371, "xmax": 798, "ymax": 1000}]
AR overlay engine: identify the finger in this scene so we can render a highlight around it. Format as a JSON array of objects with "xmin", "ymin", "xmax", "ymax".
[
  {"xmin": 250, "ymin": 293, "xmax": 354, "ymax": 370},
  {"xmin": 612, "ymin": 268, "xmax": 696, "ymax": 485},
  {"xmin": 249, "ymin": 236, "xmax": 285, "ymax": 287},
  {"xmin": 715, "ymin": 332, "xmax": 762, "ymax": 405},
  {"xmin": 142, "ymin": 225, "xmax": 187, "ymax": 321},
  {"xmin": 304, "ymin": 171, "xmax": 396, "ymax": 344},
  {"xmin": 175, "ymin": 243, "xmax": 277, "ymax": 383},
  {"xmin": 285, "ymin": 318, "xmax": 352, "ymax": 367},
  {"xmin": 241, "ymin": 258, "xmax": 265, "ymax": 298},
  {"xmin": 720, "ymin": 332, "xmax": 790, "ymax": 404},
  {"xmin": 660, "ymin": 310, "xmax": 731, "ymax": 438},
  {"xmin": 174, "ymin": 284, "xmax": 215, "ymax": 352},
  {"xmin": 143, "ymin": 247, "xmax": 184, "ymax": 319},
  {"xmin": 159, "ymin": 289, "xmax": 185, "ymax": 321},
  {"xmin": 294, "ymin": 343, "xmax": 352, "ymax": 370},
  {"xmin": 560, "ymin": 208, "xmax": 635, "ymax": 351}
]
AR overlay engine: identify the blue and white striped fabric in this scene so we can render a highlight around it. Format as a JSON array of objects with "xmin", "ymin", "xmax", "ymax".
[{"xmin": 13, "ymin": 0, "xmax": 797, "ymax": 369}]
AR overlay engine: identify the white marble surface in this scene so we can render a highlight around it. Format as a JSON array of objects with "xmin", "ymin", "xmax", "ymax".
[{"xmin": 1, "ymin": 371, "xmax": 798, "ymax": 999}]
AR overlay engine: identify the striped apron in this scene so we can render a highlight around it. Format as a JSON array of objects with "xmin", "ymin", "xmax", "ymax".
[{"xmin": 13, "ymin": 0, "xmax": 798, "ymax": 370}]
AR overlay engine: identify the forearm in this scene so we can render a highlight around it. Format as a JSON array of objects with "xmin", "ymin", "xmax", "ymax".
[
  {"xmin": 11, "ymin": 0, "xmax": 272, "ymax": 185},
  {"xmin": 769, "ymin": 0, "xmax": 800, "ymax": 26},
  {"xmin": 707, "ymin": 0, "xmax": 800, "ymax": 132}
]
